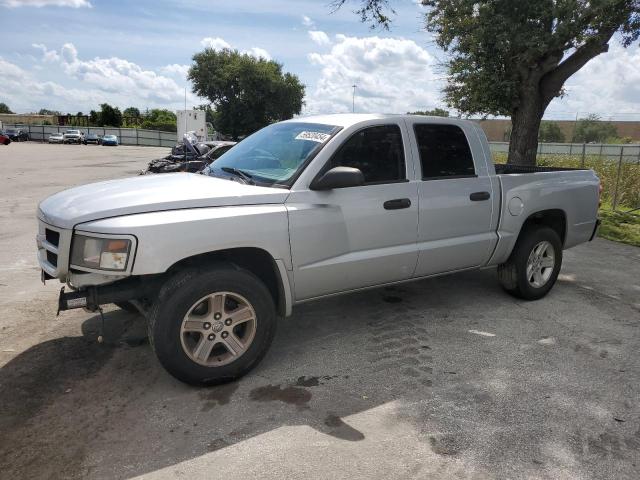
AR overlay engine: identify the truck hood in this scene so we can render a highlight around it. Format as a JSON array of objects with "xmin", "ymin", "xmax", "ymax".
[{"xmin": 38, "ymin": 173, "xmax": 289, "ymax": 229}]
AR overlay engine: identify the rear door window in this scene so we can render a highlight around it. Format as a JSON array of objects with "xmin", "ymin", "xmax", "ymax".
[{"xmin": 414, "ymin": 124, "xmax": 475, "ymax": 179}]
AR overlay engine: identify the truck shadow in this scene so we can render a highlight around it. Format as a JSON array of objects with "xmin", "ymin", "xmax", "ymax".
[{"xmin": 0, "ymin": 269, "xmax": 612, "ymax": 479}]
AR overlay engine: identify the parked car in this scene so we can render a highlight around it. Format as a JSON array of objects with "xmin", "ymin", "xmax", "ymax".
[
  {"xmin": 37, "ymin": 114, "xmax": 600, "ymax": 386},
  {"xmin": 48, "ymin": 133, "xmax": 64, "ymax": 144},
  {"xmin": 83, "ymin": 133, "xmax": 102, "ymax": 145},
  {"xmin": 63, "ymin": 129, "xmax": 84, "ymax": 144},
  {"xmin": 5, "ymin": 128, "xmax": 29, "ymax": 142},
  {"xmin": 101, "ymin": 134, "xmax": 118, "ymax": 146},
  {"xmin": 0, "ymin": 132, "xmax": 10, "ymax": 145}
]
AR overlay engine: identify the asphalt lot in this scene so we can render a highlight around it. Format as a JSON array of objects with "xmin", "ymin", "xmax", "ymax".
[{"xmin": 0, "ymin": 142, "xmax": 639, "ymax": 480}]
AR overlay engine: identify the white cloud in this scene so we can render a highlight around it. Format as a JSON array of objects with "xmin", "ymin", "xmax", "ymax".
[
  {"xmin": 305, "ymin": 34, "xmax": 442, "ymax": 114},
  {"xmin": 550, "ymin": 43, "xmax": 640, "ymax": 116},
  {"xmin": 160, "ymin": 63, "xmax": 190, "ymax": 78},
  {"xmin": 200, "ymin": 37, "xmax": 232, "ymax": 50},
  {"xmin": 32, "ymin": 43, "xmax": 59, "ymax": 62},
  {"xmin": 302, "ymin": 15, "xmax": 314, "ymax": 27},
  {"xmin": 1, "ymin": 44, "xmax": 201, "ymax": 112},
  {"xmin": 308, "ymin": 30, "xmax": 331, "ymax": 46},
  {"xmin": 198, "ymin": 37, "xmax": 271, "ymax": 60},
  {"xmin": 55, "ymin": 43, "xmax": 186, "ymax": 103},
  {"xmin": 2, "ymin": 0, "xmax": 91, "ymax": 7},
  {"xmin": 0, "ymin": 56, "xmax": 103, "ymax": 111},
  {"xmin": 244, "ymin": 47, "xmax": 271, "ymax": 60}
]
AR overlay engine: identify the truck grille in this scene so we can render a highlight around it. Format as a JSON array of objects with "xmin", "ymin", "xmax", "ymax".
[
  {"xmin": 45, "ymin": 228, "xmax": 60, "ymax": 247},
  {"xmin": 46, "ymin": 250, "xmax": 58, "ymax": 267},
  {"xmin": 37, "ymin": 221, "xmax": 71, "ymax": 279}
]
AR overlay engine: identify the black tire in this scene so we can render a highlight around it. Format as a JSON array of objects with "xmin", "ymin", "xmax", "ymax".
[
  {"xmin": 148, "ymin": 265, "xmax": 277, "ymax": 386},
  {"xmin": 497, "ymin": 226, "xmax": 563, "ymax": 300},
  {"xmin": 115, "ymin": 301, "xmax": 140, "ymax": 314}
]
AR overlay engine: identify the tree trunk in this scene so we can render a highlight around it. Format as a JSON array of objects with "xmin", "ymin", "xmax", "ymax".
[{"xmin": 507, "ymin": 93, "xmax": 544, "ymax": 166}]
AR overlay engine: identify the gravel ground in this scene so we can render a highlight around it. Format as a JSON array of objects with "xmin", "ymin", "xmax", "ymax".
[{"xmin": 0, "ymin": 142, "xmax": 639, "ymax": 480}]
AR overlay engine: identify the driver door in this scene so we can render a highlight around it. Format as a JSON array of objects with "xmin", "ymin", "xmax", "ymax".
[{"xmin": 286, "ymin": 123, "xmax": 419, "ymax": 301}]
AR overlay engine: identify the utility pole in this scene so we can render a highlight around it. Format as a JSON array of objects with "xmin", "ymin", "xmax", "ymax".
[
  {"xmin": 184, "ymin": 87, "xmax": 188, "ymax": 136},
  {"xmin": 352, "ymin": 84, "xmax": 357, "ymax": 113}
]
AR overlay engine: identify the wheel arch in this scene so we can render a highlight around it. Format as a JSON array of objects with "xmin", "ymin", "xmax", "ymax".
[
  {"xmin": 166, "ymin": 247, "xmax": 292, "ymax": 317},
  {"xmin": 517, "ymin": 208, "xmax": 567, "ymax": 246}
]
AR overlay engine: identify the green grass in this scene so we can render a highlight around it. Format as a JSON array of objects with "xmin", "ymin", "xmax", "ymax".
[
  {"xmin": 598, "ymin": 208, "xmax": 640, "ymax": 247},
  {"xmin": 493, "ymin": 152, "xmax": 640, "ymax": 248}
]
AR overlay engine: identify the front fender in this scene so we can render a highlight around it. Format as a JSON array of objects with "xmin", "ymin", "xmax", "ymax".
[{"xmin": 75, "ymin": 205, "xmax": 292, "ymax": 275}]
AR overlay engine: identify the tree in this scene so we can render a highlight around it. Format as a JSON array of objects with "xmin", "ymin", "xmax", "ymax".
[
  {"xmin": 538, "ymin": 121, "xmax": 565, "ymax": 143},
  {"xmin": 188, "ymin": 49, "xmax": 305, "ymax": 139},
  {"xmin": 573, "ymin": 114, "xmax": 618, "ymax": 143},
  {"xmin": 89, "ymin": 110, "xmax": 99, "ymax": 126},
  {"xmin": 408, "ymin": 108, "xmax": 450, "ymax": 117},
  {"xmin": 98, "ymin": 103, "xmax": 122, "ymax": 127},
  {"xmin": 123, "ymin": 107, "xmax": 141, "ymax": 118},
  {"xmin": 38, "ymin": 108, "xmax": 61, "ymax": 116},
  {"xmin": 335, "ymin": 1, "xmax": 640, "ymax": 165},
  {"xmin": 0, "ymin": 102, "xmax": 13, "ymax": 114},
  {"xmin": 140, "ymin": 109, "xmax": 177, "ymax": 132}
]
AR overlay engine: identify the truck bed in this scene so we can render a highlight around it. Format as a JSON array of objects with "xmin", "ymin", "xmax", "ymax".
[{"xmin": 494, "ymin": 164, "xmax": 587, "ymax": 174}]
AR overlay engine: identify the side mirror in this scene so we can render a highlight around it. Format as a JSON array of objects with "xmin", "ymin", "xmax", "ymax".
[{"xmin": 310, "ymin": 166, "xmax": 365, "ymax": 190}]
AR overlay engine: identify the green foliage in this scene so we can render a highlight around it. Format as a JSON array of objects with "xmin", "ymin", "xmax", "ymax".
[
  {"xmin": 420, "ymin": 1, "xmax": 640, "ymax": 117},
  {"xmin": 0, "ymin": 102, "xmax": 13, "ymax": 114},
  {"xmin": 538, "ymin": 121, "xmax": 565, "ymax": 143},
  {"xmin": 188, "ymin": 49, "xmax": 305, "ymax": 139},
  {"xmin": 140, "ymin": 109, "xmax": 177, "ymax": 132},
  {"xmin": 408, "ymin": 108, "xmax": 450, "ymax": 117},
  {"xmin": 38, "ymin": 108, "xmax": 61, "ymax": 116},
  {"xmin": 331, "ymin": 0, "xmax": 395, "ymax": 29},
  {"xmin": 98, "ymin": 103, "xmax": 123, "ymax": 127},
  {"xmin": 574, "ymin": 114, "xmax": 618, "ymax": 143},
  {"xmin": 123, "ymin": 107, "xmax": 141, "ymax": 118},
  {"xmin": 89, "ymin": 110, "xmax": 99, "ymax": 126}
]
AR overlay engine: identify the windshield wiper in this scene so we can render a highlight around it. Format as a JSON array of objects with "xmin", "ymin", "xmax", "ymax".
[{"xmin": 221, "ymin": 167, "xmax": 255, "ymax": 185}]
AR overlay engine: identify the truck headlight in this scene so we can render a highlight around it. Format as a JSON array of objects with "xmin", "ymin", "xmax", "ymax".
[{"xmin": 70, "ymin": 235, "xmax": 132, "ymax": 271}]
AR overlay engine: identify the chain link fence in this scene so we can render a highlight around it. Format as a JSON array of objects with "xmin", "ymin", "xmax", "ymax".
[
  {"xmin": 490, "ymin": 142, "xmax": 640, "ymax": 212},
  {"xmin": 3, "ymin": 124, "xmax": 177, "ymax": 148}
]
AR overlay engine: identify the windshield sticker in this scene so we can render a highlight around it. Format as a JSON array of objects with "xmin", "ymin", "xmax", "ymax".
[{"xmin": 295, "ymin": 131, "xmax": 331, "ymax": 143}]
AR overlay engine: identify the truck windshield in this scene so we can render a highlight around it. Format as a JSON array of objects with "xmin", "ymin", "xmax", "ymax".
[{"xmin": 204, "ymin": 122, "xmax": 339, "ymax": 187}]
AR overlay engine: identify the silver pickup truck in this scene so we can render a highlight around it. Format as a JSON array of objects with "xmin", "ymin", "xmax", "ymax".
[{"xmin": 36, "ymin": 114, "xmax": 600, "ymax": 385}]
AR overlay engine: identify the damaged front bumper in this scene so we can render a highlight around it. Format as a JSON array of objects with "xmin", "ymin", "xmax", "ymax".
[{"xmin": 57, "ymin": 275, "xmax": 164, "ymax": 313}]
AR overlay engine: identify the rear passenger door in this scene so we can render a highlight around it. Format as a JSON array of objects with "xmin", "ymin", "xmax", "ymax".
[{"xmin": 408, "ymin": 121, "xmax": 498, "ymax": 277}]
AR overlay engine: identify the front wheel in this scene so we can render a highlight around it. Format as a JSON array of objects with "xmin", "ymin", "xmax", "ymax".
[
  {"xmin": 497, "ymin": 226, "xmax": 562, "ymax": 300},
  {"xmin": 148, "ymin": 266, "xmax": 277, "ymax": 385}
]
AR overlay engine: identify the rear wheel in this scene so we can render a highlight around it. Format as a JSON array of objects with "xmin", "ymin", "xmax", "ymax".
[
  {"xmin": 497, "ymin": 226, "xmax": 562, "ymax": 300},
  {"xmin": 148, "ymin": 266, "xmax": 276, "ymax": 385}
]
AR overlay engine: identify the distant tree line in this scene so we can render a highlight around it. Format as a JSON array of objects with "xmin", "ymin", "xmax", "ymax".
[{"xmin": 28, "ymin": 104, "xmax": 179, "ymax": 131}]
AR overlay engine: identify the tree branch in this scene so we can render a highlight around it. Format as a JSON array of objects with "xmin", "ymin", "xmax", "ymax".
[{"xmin": 541, "ymin": 32, "xmax": 616, "ymax": 102}]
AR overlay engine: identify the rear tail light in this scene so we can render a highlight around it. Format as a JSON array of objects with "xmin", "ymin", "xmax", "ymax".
[{"xmin": 598, "ymin": 182, "xmax": 603, "ymax": 207}]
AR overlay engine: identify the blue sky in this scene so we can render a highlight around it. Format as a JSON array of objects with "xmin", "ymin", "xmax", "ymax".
[{"xmin": 2, "ymin": 0, "xmax": 640, "ymax": 120}]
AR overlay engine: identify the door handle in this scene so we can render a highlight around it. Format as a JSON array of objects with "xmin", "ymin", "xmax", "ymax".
[
  {"xmin": 383, "ymin": 198, "xmax": 411, "ymax": 210},
  {"xmin": 469, "ymin": 191, "xmax": 491, "ymax": 201}
]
